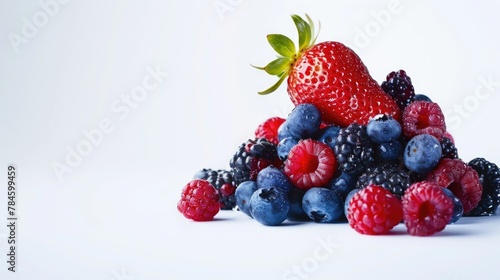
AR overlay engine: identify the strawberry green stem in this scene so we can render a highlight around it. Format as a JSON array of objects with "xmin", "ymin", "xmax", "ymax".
[{"xmin": 254, "ymin": 14, "xmax": 319, "ymax": 95}]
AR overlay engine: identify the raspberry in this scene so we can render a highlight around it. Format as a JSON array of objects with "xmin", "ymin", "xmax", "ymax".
[
  {"xmin": 402, "ymin": 101, "xmax": 446, "ymax": 141},
  {"xmin": 381, "ymin": 70, "xmax": 415, "ymax": 111},
  {"xmin": 284, "ymin": 139, "xmax": 337, "ymax": 190},
  {"xmin": 255, "ymin": 117, "xmax": 286, "ymax": 145},
  {"xmin": 347, "ymin": 185, "xmax": 403, "ymax": 235},
  {"xmin": 177, "ymin": 179, "xmax": 220, "ymax": 221},
  {"xmin": 402, "ymin": 181, "xmax": 454, "ymax": 236},
  {"xmin": 194, "ymin": 169, "xmax": 237, "ymax": 210},
  {"xmin": 426, "ymin": 158, "xmax": 482, "ymax": 214},
  {"xmin": 334, "ymin": 123, "xmax": 375, "ymax": 175},
  {"xmin": 467, "ymin": 158, "xmax": 500, "ymax": 216}
]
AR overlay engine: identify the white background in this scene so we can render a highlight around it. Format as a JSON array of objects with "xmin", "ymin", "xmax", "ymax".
[{"xmin": 1, "ymin": 0, "xmax": 500, "ymax": 279}]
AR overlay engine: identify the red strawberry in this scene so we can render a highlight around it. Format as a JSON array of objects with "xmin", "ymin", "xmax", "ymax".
[{"xmin": 254, "ymin": 15, "xmax": 400, "ymax": 127}]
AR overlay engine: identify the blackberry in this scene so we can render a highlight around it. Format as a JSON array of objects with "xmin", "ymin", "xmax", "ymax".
[
  {"xmin": 440, "ymin": 137, "xmax": 458, "ymax": 159},
  {"xmin": 356, "ymin": 163, "xmax": 411, "ymax": 199},
  {"xmin": 334, "ymin": 123, "xmax": 375, "ymax": 176},
  {"xmin": 229, "ymin": 138, "xmax": 282, "ymax": 186},
  {"xmin": 409, "ymin": 171, "xmax": 427, "ymax": 184},
  {"xmin": 466, "ymin": 158, "xmax": 500, "ymax": 216},
  {"xmin": 194, "ymin": 169, "xmax": 237, "ymax": 210},
  {"xmin": 381, "ymin": 70, "xmax": 415, "ymax": 111}
]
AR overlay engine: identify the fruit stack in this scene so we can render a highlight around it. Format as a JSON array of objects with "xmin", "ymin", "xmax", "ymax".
[{"xmin": 177, "ymin": 15, "xmax": 500, "ymax": 236}]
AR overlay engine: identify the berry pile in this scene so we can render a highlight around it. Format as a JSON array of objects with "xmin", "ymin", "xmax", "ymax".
[{"xmin": 177, "ymin": 14, "xmax": 498, "ymax": 236}]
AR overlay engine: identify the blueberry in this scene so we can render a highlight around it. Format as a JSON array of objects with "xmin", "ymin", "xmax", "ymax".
[
  {"xmin": 325, "ymin": 171, "xmax": 357, "ymax": 198},
  {"xmin": 366, "ymin": 114, "xmax": 402, "ymax": 143},
  {"xmin": 441, "ymin": 188, "xmax": 464, "ymax": 224},
  {"xmin": 404, "ymin": 134, "xmax": 442, "ymax": 174},
  {"xmin": 287, "ymin": 187, "xmax": 309, "ymax": 221},
  {"xmin": 302, "ymin": 187, "xmax": 343, "ymax": 223},
  {"xmin": 277, "ymin": 121, "xmax": 294, "ymax": 142},
  {"xmin": 344, "ymin": 188, "xmax": 361, "ymax": 218},
  {"xmin": 249, "ymin": 187, "xmax": 290, "ymax": 226},
  {"xmin": 256, "ymin": 166, "xmax": 292, "ymax": 193},
  {"xmin": 283, "ymin": 103, "xmax": 321, "ymax": 139},
  {"xmin": 315, "ymin": 125, "xmax": 341, "ymax": 150},
  {"xmin": 235, "ymin": 181, "xmax": 258, "ymax": 217},
  {"xmin": 277, "ymin": 137, "xmax": 299, "ymax": 161},
  {"xmin": 375, "ymin": 140, "xmax": 402, "ymax": 163},
  {"xmin": 193, "ymin": 169, "xmax": 209, "ymax": 179},
  {"xmin": 414, "ymin": 94, "xmax": 432, "ymax": 102}
]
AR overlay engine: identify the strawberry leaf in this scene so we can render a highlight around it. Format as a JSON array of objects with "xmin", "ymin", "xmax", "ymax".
[
  {"xmin": 267, "ymin": 34, "xmax": 296, "ymax": 58},
  {"xmin": 306, "ymin": 14, "xmax": 320, "ymax": 45},
  {"xmin": 261, "ymin": 57, "xmax": 292, "ymax": 75},
  {"xmin": 292, "ymin": 14, "xmax": 311, "ymax": 52},
  {"xmin": 258, "ymin": 73, "xmax": 288, "ymax": 95}
]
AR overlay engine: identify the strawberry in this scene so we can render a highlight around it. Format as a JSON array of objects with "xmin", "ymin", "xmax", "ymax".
[{"xmin": 254, "ymin": 15, "xmax": 400, "ymax": 127}]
